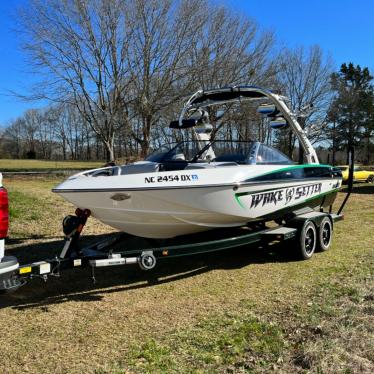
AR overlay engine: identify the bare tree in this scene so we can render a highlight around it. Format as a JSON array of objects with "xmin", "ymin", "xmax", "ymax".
[
  {"xmin": 124, "ymin": 0, "xmax": 205, "ymax": 156},
  {"xmin": 3, "ymin": 119, "xmax": 24, "ymax": 158},
  {"xmin": 277, "ymin": 45, "xmax": 333, "ymax": 161},
  {"xmin": 126, "ymin": 0, "xmax": 277, "ymax": 156},
  {"xmin": 18, "ymin": 0, "xmax": 134, "ymax": 161},
  {"xmin": 17, "ymin": 0, "xmax": 277, "ymax": 159},
  {"xmin": 24, "ymin": 109, "xmax": 54, "ymax": 159},
  {"xmin": 188, "ymin": 5, "xmax": 275, "ymax": 89}
]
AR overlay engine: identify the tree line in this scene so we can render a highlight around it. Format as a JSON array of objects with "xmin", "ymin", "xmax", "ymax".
[{"xmin": 0, "ymin": 0, "xmax": 373, "ymax": 165}]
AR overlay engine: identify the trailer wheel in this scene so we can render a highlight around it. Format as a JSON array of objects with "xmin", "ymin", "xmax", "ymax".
[
  {"xmin": 298, "ymin": 221, "xmax": 317, "ymax": 260},
  {"xmin": 317, "ymin": 216, "xmax": 333, "ymax": 252},
  {"xmin": 139, "ymin": 252, "xmax": 156, "ymax": 271}
]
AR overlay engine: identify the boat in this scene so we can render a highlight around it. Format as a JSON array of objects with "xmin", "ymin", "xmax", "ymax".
[{"xmin": 53, "ymin": 86, "xmax": 342, "ymax": 239}]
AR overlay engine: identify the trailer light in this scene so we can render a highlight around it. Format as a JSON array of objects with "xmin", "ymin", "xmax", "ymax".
[
  {"xmin": 0, "ymin": 187, "xmax": 9, "ymax": 239},
  {"xmin": 162, "ymin": 250, "xmax": 169, "ymax": 256},
  {"xmin": 19, "ymin": 266, "xmax": 32, "ymax": 274},
  {"xmin": 33, "ymin": 261, "xmax": 51, "ymax": 275}
]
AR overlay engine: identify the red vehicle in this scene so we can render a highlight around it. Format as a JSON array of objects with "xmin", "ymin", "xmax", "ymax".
[
  {"xmin": 0, "ymin": 173, "xmax": 9, "ymax": 253},
  {"xmin": 0, "ymin": 173, "xmax": 20, "ymax": 291}
]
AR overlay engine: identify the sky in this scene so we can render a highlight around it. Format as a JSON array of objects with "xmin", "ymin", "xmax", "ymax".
[
  {"xmin": 0, "ymin": 0, "xmax": 373, "ymax": 126},
  {"xmin": 226, "ymin": 0, "xmax": 374, "ymax": 67}
]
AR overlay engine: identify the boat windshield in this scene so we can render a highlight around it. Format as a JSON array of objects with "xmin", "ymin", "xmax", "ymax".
[{"xmin": 146, "ymin": 141, "xmax": 293, "ymax": 165}]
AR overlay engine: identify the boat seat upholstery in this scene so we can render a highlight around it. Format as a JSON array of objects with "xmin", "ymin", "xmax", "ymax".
[
  {"xmin": 214, "ymin": 154, "xmax": 247, "ymax": 164},
  {"xmin": 120, "ymin": 162, "xmax": 160, "ymax": 175},
  {"xmin": 90, "ymin": 167, "xmax": 120, "ymax": 177}
]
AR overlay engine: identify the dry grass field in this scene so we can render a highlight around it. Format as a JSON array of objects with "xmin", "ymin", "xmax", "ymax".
[
  {"xmin": 0, "ymin": 159, "xmax": 103, "ymax": 171},
  {"xmin": 0, "ymin": 176, "xmax": 373, "ymax": 373}
]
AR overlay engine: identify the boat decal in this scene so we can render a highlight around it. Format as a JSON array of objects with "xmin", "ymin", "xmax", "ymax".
[
  {"xmin": 235, "ymin": 184, "xmax": 339, "ymax": 210},
  {"xmin": 253, "ymin": 189, "xmax": 340, "ymax": 220},
  {"xmin": 144, "ymin": 174, "xmax": 199, "ymax": 183}
]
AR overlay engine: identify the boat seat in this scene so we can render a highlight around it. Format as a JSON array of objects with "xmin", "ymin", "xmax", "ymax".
[
  {"xmin": 214, "ymin": 153, "xmax": 248, "ymax": 164},
  {"xmin": 120, "ymin": 161, "xmax": 160, "ymax": 175},
  {"xmin": 90, "ymin": 167, "xmax": 119, "ymax": 177}
]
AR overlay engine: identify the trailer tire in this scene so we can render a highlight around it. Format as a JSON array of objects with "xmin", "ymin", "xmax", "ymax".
[
  {"xmin": 317, "ymin": 216, "xmax": 333, "ymax": 252},
  {"xmin": 298, "ymin": 220, "xmax": 317, "ymax": 260}
]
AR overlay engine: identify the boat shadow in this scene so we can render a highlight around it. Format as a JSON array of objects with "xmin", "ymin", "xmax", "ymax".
[{"xmin": 1, "ymin": 233, "xmax": 299, "ymax": 310}]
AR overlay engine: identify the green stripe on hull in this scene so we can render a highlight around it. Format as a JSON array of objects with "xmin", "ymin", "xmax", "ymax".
[
  {"xmin": 234, "ymin": 194, "xmax": 246, "ymax": 209},
  {"xmin": 244, "ymin": 164, "xmax": 334, "ymax": 181}
]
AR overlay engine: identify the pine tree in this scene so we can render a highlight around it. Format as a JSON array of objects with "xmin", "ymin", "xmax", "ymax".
[{"xmin": 329, "ymin": 63, "xmax": 374, "ymax": 164}]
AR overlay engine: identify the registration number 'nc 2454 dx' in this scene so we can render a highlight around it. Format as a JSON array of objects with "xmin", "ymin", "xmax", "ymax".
[{"xmin": 145, "ymin": 174, "xmax": 199, "ymax": 183}]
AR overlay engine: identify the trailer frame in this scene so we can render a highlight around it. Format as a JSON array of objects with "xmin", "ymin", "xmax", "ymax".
[{"xmin": 1, "ymin": 208, "xmax": 343, "ymax": 293}]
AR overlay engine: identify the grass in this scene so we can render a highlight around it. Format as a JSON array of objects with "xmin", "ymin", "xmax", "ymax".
[
  {"xmin": 0, "ymin": 159, "xmax": 103, "ymax": 171},
  {"xmin": 3, "ymin": 176, "xmax": 114, "ymax": 240},
  {"xmin": 8, "ymin": 190, "xmax": 46, "ymax": 221},
  {"xmin": 0, "ymin": 177, "xmax": 373, "ymax": 373},
  {"xmin": 127, "ymin": 314, "xmax": 284, "ymax": 372}
]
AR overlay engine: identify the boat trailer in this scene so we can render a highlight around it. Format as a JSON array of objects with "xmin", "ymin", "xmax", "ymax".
[
  {"xmin": 0, "ymin": 149, "xmax": 355, "ymax": 294},
  {"xmin": 0, "ymin": 207, "xmax": 345, "ymax": 293}
]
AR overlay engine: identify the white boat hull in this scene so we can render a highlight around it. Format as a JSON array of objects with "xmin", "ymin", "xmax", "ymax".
[{"xmin": 55, "ymin": 165, "xmax": 342, "ymax": 238}]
